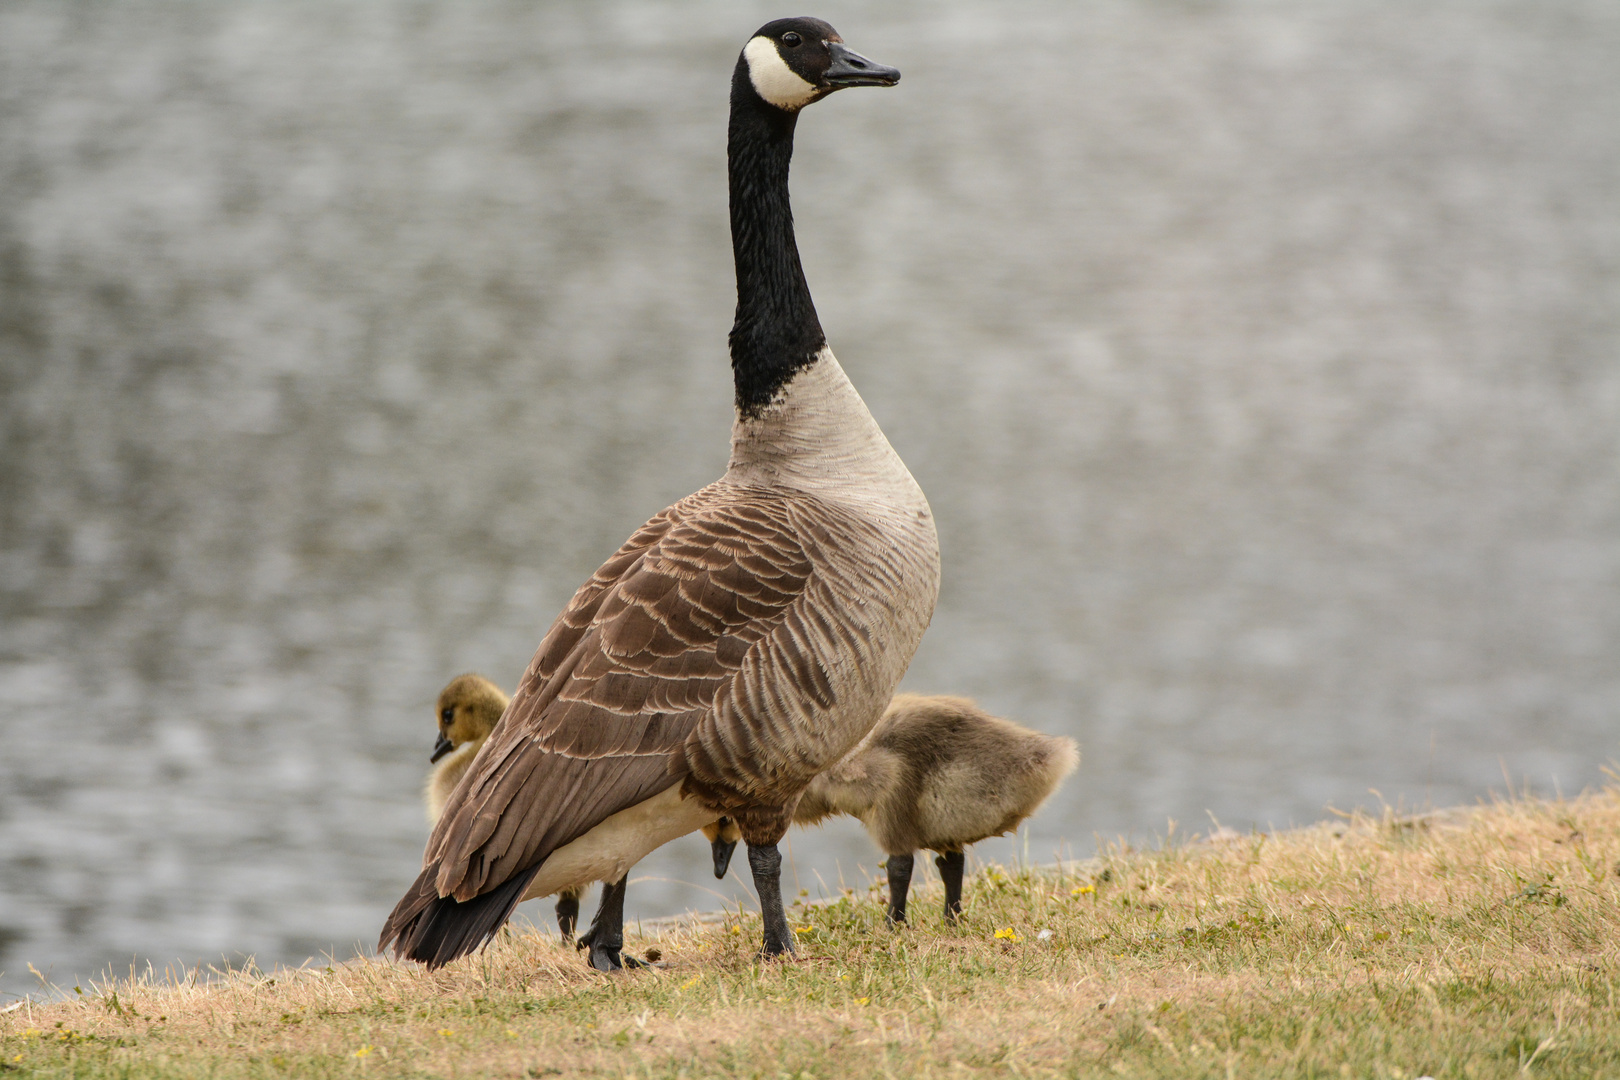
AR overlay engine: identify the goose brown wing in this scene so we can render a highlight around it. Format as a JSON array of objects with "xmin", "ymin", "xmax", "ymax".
[{"xmin": 379, "ymin": 485, "xmax": 826, "ymax": 959}]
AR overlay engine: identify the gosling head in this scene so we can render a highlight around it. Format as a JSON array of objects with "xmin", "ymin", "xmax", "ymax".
[
  {"xmin": 431, "ymin": 673, "xmax": 508, "ymax": 763},
  {"xmin": 701, "ymin": 816, "xmax": 744, "ymax": 879},
  {"xmin": 738, "ymin": 17, "xmax": 900, "ymax": 113}
]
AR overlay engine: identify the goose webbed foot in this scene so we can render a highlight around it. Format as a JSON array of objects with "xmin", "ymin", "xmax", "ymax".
[
  {"xmin": 577, "ymin": 936, "xmax": 647, "ymax": 972},
  {"xmin": 747, "ymin": 843, "xmax": 796, "ymax": 959},
  {"xmin": 884, "ymin": 852, "xmax": 914, "ymax": 926},
  {"xmin": 574, "ymin": 875, "xmax": 645, "ymax": 971},
  {"xmin": 935, "ymin": 850, "xmax": 965, "ymax": 923},
  {"xmin": 555, "ymin": 891, "xmax": 580, "ymax": 945}
]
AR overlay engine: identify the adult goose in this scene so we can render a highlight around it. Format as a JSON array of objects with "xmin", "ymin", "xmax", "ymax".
[
  {"xmin": 706, "ymin": 694, "xmax": 1078, "ymax": 925},
  {"xmin": 426, "ymin": 674, "xmax": 586, "ymax": 945},
  {"xmin": 379, "ymin": 18, "xmax": 938, "ymax": 968}
]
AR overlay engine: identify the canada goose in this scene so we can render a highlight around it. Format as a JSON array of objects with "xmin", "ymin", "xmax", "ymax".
[
  {"xmin": 378, "ymin": 19, "xmax": 938, "ymax": 970},
  {"xmin": 427, "ymin": 674, "xmax": 585, "ymax": 944},
  {"xmin": 708, "ymin": 695, "xmax": 1078, "ymax": 925}
]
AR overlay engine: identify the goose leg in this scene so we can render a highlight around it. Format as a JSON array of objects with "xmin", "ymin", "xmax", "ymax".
[
  {"xmin": 935, "ymin": 850, "xmax": 966, "ymax": 923},
  {"xmin": 555, "ymin": 889, "xmax": 580, "ymax": 945},
  {"xmin": 747, "ymin": 843, "xmax": 796, "ymax": 958},
  {"xmin": 885, "ymin": 853, "xmax": 914, "ymax": 925},
  {"xmin": 574, "ymin": 876, "xmax": 646, "ymax": 971}
]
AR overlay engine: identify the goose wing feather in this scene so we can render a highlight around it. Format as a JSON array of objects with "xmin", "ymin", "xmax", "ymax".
[
  {"xmin": 431, "ymin": 485, "xmax": 814, "ymax": 895},
  {"xmin": 380, "ymin": 482, "xmax": 891, "ymax": 958}
]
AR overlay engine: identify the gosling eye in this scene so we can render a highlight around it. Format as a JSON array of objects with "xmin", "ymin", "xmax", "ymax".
[
  {"xmin": 780, "ymin": 31, "xmax": 801, "ymax": 47},
  {"xmin": 440, "ymin": 707, "xmax": 454, "ymax": 725}
]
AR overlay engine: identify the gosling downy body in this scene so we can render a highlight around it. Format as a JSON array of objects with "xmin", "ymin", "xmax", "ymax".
[
  {"xmin": 710, "ymin": 695, "xmax": 1078, "ymax": 924},
  {"xmin": 378, "ymin": 19, "xmax": 938, "ymax": 969}
]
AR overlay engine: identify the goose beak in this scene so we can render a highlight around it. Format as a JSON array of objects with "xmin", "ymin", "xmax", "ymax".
[
  {"xmin": 710, "ymin": 834, "xmax": 738, "ymax": 879},
  {"xmin": 823, "ymin": 42, "xmax": 900, "ymax": 88},
  {"xmin": 430, "ymin": 733, "xmax": 454, "ymax": 763}
]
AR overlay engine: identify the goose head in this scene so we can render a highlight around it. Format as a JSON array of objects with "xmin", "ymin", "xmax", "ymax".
[
  {"xmin": 432, "ymin": 673, "xmax": 508, "ymax": 763},
  {"xmin": 739, "ymin": 18, "xmax": 900, "ymax": 113}
]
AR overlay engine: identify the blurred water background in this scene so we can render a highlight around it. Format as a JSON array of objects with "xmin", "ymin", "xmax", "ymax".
[{"xmin": 1, "ymin": 0, "xmax": 1617, "ymax": 998}]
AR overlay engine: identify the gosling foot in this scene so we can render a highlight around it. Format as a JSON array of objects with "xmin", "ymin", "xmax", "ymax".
[
  {"xmin": 555, "ymin": 892, "xmax": 580, "ymax": 945},
  {"xmin": 936, "ymin": 850, "xmax": 966, "ymax": 924},
  {"xmin": 885, "ymin": 852, "xmax": 915, "ymax": 926}
]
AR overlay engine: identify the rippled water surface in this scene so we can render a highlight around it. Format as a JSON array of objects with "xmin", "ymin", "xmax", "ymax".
[{"xmin": 2, "ymin": 0, "xmax": 1617, "ymax": 997}]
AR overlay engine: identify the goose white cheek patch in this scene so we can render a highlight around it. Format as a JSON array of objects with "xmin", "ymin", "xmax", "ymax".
[{"xmin": 744, "ymin": 36, "xmax": 820, "ymax": 110}]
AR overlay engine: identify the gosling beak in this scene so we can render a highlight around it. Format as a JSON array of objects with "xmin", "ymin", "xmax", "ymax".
[
  {"xmin": 823, "ymin": 42, "xmax": 900, "ymax": 88},
  {"xmin": 711, "ymin": 834, "xmax": 738, "ymax": 880},
  {"xmin": 430, "ymin": 733, "xmax": 454, "ymax": 763}
]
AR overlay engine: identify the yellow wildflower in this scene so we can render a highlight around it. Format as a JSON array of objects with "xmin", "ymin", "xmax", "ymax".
[
  {"xmin": 679, "ymin": 975, "xmax": 701, "ymax": 991},
  {"xmin": 353, "ymin": 1045, "xmax": 373, "ymax": 1059},
  {"xmin": 854, "ymin": 997, "xmax": 870, "ymax": 1006},
  {"xmin": 1071, "ymin": 884, "xmax": 1096, "ymax": 896},
  {"xmin": 994, "ymin": 927, "xmax": 1021, "ymax": 942}
]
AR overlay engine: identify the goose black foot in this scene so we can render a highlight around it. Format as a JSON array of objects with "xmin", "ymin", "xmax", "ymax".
[
  {"xmin": 574, "ymin": 875, "xmax": 644, "ymax": 972},
  {"xmin": 936, "ymin": 850, "xmax": 965, "ymax": 923},
  {"xmin": 555, "ymin": 892, "xmax": 580, "ymax": 945},
  {"xmin": 885, "ymin": 852, "xmax": 915, "ymax": 926},
  {"xmin": 748, "ymin": 843, "xmax": 796, "ymax": 959},
  {"xmin": 576, "ymin": 934, "xmax": 647, "ymax": 972}
]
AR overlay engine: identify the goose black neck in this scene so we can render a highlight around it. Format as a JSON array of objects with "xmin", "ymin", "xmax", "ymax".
[{"xmin": 728, "ymin": 64, "xmax": 826, "ymax": 418}]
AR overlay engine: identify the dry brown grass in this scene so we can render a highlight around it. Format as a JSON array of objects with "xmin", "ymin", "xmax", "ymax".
[{"xmin": 5, "ymin": 787, "xmax": 1619, "ymax": 1078}]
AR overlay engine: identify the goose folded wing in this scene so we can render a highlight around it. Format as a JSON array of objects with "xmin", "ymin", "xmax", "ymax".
[
  {"xmin": 680, "ymin": 497, "xmax": 913, "ymax": 809},
  {"xmin": 378, "ymin": 490, "xmax": 819, "ymax": 957}
]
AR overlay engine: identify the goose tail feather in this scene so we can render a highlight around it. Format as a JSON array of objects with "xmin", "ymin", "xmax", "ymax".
[{"xmin": 378, "ymin": 863, "xmax": 540, "ymax": 969}]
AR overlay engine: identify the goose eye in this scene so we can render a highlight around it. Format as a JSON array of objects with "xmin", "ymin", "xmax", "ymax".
[
  {"xmin": 780, "ymin": 31, "xmax": 801, "ymax": 47},
  {"xmin": 440, "ymin": 707, "xmax": 454, "ymax": 725}
]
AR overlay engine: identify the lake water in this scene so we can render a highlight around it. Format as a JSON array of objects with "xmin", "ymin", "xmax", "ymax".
[{"xmin": 1, "ymin": 0, "xmax": 1617, "ymax": 999}]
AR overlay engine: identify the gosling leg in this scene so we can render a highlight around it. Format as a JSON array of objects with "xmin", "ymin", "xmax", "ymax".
[
  {"xmin": 747, "ymin": 843, "xmax": 795, "ymax": 959},
  {"xmin": 574, "ymin": 875, "xmax": 645, "ymax": 972},
  {"xmin": 885, "ymin": 853, "xmax": 915, "ymax": 926},
  {"xmin": 555, "ymin": 888, "xmax": 580, "ymax": 945},
  {"xmin": 935, "ymin": 850, "xmax": 966, "ymax": 924}
]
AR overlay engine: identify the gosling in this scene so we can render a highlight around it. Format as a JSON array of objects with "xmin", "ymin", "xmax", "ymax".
[
  {"xmin": 706, "ymin": 694, "xmax": 1078, "ymax": 925},
  {"xmin": 427, "ymin": 674, "xmax": 586, "ymax": 943}
]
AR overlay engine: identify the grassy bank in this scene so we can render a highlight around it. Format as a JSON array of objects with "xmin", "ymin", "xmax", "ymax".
[{"xmin": 5, "ymin": 788, "xmax": 1619, "ymax": 1079}]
